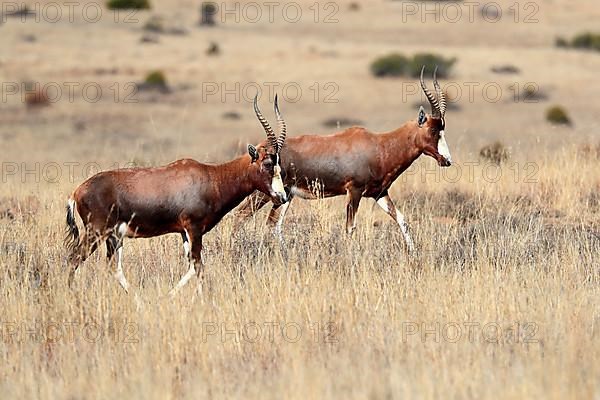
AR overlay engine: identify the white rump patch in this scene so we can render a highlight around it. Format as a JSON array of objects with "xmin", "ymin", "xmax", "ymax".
[{"xmin": 68, "ymin": 198, "xmax": 76, "ymax": 214}]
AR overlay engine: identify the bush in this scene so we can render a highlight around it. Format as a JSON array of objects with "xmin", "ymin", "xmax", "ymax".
[
  {"xmin": 546, "ymin": 106, "xmax": 571, "ymax": 126},
  {"xmin": 200, "ymin": 3, "xmax": 217, "ymax": 26},
  {"xmin": 521, "ymin": 83, "xmax": 548, "ymax": 102},
  {"xmin": 370, "ymin": 54, "xmax": 410, "ymax": 77},
  {"xmin": 491, "ymin": 65, "xmax": 520, "ymax": 74},
  {"xmin": 555, "ymin": 32, "xmax": 600, "ymax": 52},
  {"xmin": 206, "ymin": 42, "xmax": 220, "ymax": 56},
  {"xmin": 571, "ymin": 32, "xmax": 600, "ymax": 51},
  {"xmin": 222, "ymin": 111, "xmax": 241, "ymax": 120},
  {"xmin": 479, "ymin": 142, "xmax": 509, "ymax": 165},
  {"xmin": 370, "ymin": 53, "xmax": 455, "ymax": 78},
  {"xmin": 4, "ymin": 5, "xmax": 35, "ymax": 17},
  {"xmin": 137, "ymin": 70, "xmax": 170, "ymax": 93},
  {"xmin": 107, "ymin": 0, "xmax": 150, "ymax": 10},
  {"xmin": 145, "ymin": 70, "xmax": 167, "ymax": 86},
  {"xmin": 409, "ymin": 53, "xmax": 456, "ymax": 78}
]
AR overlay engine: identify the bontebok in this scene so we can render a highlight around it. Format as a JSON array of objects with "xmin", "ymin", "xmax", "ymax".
[
  {"xmin": 66, "ymin": 96, "xmax": 288, "ymax": 297},
  {"xmin": 237, "ymin": 67, "xmax": 452, "ymax": 254}
]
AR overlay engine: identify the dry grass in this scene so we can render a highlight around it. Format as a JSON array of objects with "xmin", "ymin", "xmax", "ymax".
[
  {"xmin": 1, "ymin": 150, "xmax": 599, "ymax": 399},
  {"xmin": 1, "ymin": 0, "xmax": 600, "ymax": 398}
]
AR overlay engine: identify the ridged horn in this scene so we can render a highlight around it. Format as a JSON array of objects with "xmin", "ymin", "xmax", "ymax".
[
  {"xmin": 274, "ymin": 94, "xmax": 287, "ymax": 153},
  {"xmin": 433, "ymin": 66, "xmax": 447, "ymax": 117},
  {"xmin": 420, "ymin": 66, "xmax": 441, "ymax": 119},
  {"xmin": 253, "ymin": 94, "xmax": 277, "ymax": 150}
]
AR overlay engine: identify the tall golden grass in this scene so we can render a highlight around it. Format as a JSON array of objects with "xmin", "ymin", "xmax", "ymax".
[{"xmin": 0, "ymin": 149, "xmax": 599, "ymax": 399}]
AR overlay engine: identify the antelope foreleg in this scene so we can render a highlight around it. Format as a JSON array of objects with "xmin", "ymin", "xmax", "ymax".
[
  {"xmin": 376, "ymin": 195, "xmax": 415, "ymax": 254},
  {"xmin": 345, "ymin": 189, "xmax": 362, "ymax": 235}
]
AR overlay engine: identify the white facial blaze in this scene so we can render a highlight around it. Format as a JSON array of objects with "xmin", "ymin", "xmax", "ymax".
[
  {"xmin": 271, "ymin": 164, "xmax": 286, "ymax": 199},
  {"xmin": 437, "ymin": 130, "xmax": 452, "ymax": 163}
]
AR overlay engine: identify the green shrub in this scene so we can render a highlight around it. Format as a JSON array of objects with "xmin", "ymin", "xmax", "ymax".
[
  {"xmin": 546, "ymin": 106, "xmax": 571, "ymax": 126},
  {"xmin": 107, "ymin": 0, "xmax": 150, "ymax": 10},
  {"xmin": 571, "ymin": 32, "xmax": 600, "ymax": 51},
  {"xmin": 555, "ymin": 32, "xmax": 600, "ymax": 52},
  {"xmin": 370, "ymin": 54, "xmax": 410, "ymax": 77},
  {"xmin": 408, "ymin": 53, "xmax": 456, "ymax": 78},
  {"xmin": 144, "ymin": 70, "xmax": 167, "ymax": 87},
  {"xmin": 370, "ymin": 53, "xmax": 456, "ymax": 78}
]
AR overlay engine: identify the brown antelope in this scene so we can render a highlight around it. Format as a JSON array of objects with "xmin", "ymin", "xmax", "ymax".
[
  {"xmin": 65, "ymin": 95, "xmax": 288, "ymax": 297},
  {"xmin": 237, "ymin": 67, "xmax": 452, "ymax": 253}
]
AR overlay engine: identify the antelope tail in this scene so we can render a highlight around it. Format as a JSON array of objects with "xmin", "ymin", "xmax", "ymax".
[{"xmin": 65, "ymin": 198, "xmax": 79, "ymax": 254}]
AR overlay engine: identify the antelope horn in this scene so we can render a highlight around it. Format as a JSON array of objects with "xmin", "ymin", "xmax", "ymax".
[
  {"xmin": 433, "ymin": 66, "xmax": 447, "ymax": 117},
  {"xmin": 274, "ymin": 94, "xmax": 287, "ymax": 153},
  {"xmin": 253, "ymin": 94, "xmax": 277, "ymax": 150},
  {"xmin": 420, "ymin": 66, "xmax": 441, "ymax": 119}
]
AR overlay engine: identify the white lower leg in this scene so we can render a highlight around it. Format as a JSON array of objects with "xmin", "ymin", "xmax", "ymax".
[
  {"xmin": 395, "ymin": 212, "xmax": 415, "ymax": 253},
  {"xmin": 376, "ymin": 197, "xmax": 415, "ymax": 253},
  {"xmin": 274, "ymin": 202, "xmax": 290, "ymax": 244},
  {"xmin": 183, "ymin": 230, "xmax": 190, "ymax": 259},
  {"xmin": 113, "ymin": 247, "xmax": 131, "ymax": 293},
  {"xmin": 169, "ymin": 260, "xmax": 196, "ymax": 297},
  {"xmin": 347, "ymin": 220, "xmax": 357, "ymax": 235}
]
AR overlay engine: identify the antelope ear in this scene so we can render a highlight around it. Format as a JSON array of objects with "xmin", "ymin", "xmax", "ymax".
[
  {"xmin": 248, "ymin": 144, "xmax": 259, "ymax": 163},
  {"xmin": 418, "ymin": 106, "xmax": 427, "ymax": 126}
]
